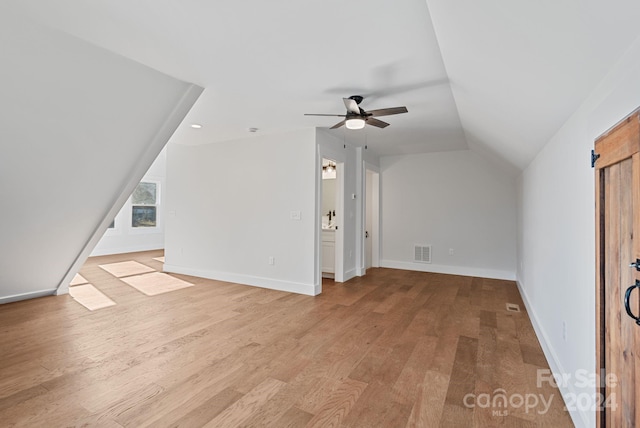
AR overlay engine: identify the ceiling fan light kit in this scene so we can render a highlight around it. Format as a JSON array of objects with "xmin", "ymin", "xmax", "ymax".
[
  {"xmin": 346, "ymin": 118, "xmax": 365, "ymax": 130},
  {"xmin": 304, "ymin": 95, "xmax": 408, "ymax": 130}
]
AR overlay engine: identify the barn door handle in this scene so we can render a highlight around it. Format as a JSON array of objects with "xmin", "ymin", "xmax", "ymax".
[
  {"xmin": 630, "ymin": 258, "xmax": 640, "ymax": 270},
  {"xmin": 624, "ymin": 280, "xmax": 640, "ymax": 326}
]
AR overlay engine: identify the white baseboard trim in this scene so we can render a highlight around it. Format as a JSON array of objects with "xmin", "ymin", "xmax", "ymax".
[
  {"xmin": 343, "ymin": 268, "xmax": 357, "ymax": 282},
  {"xmin": 164, "ymin": 264, "xmax": 319, "ymax": 296},
  {"xmin": 516, "ymin": 280, "xmax": 588, "ymax": 428},
  {"xmin": 380, "ymin": 260, "xmax": 516, "ymax": 281},
  {"xmin": 0, "ymin": 289, "xmax": 56, "ymax": 305},
  {"xmin": 90, "ymin": 244, "xmax": 164, "ymax": 257}
]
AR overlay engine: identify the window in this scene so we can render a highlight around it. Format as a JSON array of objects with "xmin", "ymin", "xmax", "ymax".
[{"xmin": 131, "ymin": 182, "xmax": 158, "ymax": 227}]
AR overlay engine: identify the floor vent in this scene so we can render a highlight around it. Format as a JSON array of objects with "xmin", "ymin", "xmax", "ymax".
[
  {"xmin": 506, "ymin": 303, "xmax": 520, "ymax": 312},
  {"xmin": 414, "ymin": 245, "xmax": 432, "ymax": 263}
]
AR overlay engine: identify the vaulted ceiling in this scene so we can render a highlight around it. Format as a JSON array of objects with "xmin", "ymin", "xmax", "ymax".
[{"xmin": 6, "ymin": 0, "xmax": 640, "ymax": 172}]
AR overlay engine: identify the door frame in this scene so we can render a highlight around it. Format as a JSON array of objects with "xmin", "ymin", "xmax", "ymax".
[
  {"xmin": 316, "ymin": 146, "xmax": 346, "ymax": 292},
  {"xmin": 363, "ymin": 163, "xmax": 380, "ymax": 271},
  {"xmin": 594, "ymin": 107, "xmax": 640, "ymax": 427}
]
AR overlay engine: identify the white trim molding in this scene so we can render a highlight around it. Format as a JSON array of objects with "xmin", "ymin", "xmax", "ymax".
[
  {"xmin": 380, "ymin": 259, "xmax": 515, "ymax": 281},
  {"xmin": 516, "ymin": 280, "xmax": 587, "ymax": 428},
  {"xmin": 164, "ymin": 264, "xmax": 319, "ymax": 296},
  {"xmin": 1, "ymin": 289, "xmax": 57, "ymax": 304}
]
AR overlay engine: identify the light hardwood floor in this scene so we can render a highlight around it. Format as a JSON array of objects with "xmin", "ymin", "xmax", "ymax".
[{"xmin": 0, "ymin": 250, "xmax": 573, "ymax": 427}]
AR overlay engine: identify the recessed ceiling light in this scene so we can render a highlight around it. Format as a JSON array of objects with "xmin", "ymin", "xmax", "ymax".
[
  {"xmin": 248, "ymin": 127, "xmax": 258, "ymax": 133},
  {"xmin": 190, "ymin": 123, "xmax": 202, "ymax": 129}
]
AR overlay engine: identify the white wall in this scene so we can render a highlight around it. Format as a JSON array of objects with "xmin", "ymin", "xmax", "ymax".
[
  {"xmin": 380, "ymin": 150, "xmax": 517, "ymax": 279},
  {"xmin": 518, "ymin": 35, "xmax": 640, "ymax": 428},
  {"xmin": 90, "ymin": 148, "xmax": 167, "ymax": 256},
  {"xmin": 0, "ymin": 9, "xmax": 201, "ymax": 303},
  {"xmin": 164, "ymin": 128, "xmax": 318, "ymax": 295}
]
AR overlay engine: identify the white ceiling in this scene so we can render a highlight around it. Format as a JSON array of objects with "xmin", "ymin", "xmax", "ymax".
[
  {"xmin": 426, "ymin": 0, "xmax": 640, "ymax": 169},
  {"xmin": 6, "ymin": 0, "xmax": 640, "ymax": 171}
]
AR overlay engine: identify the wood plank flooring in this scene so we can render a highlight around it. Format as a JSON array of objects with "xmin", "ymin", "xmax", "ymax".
[{"xmin": 0, "ymin": 250, "xmax": 573, "ymax": 427}]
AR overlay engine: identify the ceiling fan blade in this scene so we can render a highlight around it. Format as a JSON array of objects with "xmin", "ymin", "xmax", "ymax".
[
  {"xmin": 366, "ymin": 118, "xmax": 390, "ymax": 128},
  {"xmin": 330, "ymin": 120, "xmax": 346, "ymax": 129},
  {"xmin": 343, "ymin": 98, "xmax": 360, "ymax": 114},
  {"xmin": 367, "ymin": 106, "xmax": 408, "ymax": 117},
  {"xmin": 304, "ymin": 113, "xmax": 347, "ymax": 117}
]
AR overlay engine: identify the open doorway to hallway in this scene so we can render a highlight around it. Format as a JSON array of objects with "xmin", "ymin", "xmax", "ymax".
[{"xmin": 364, "ymin": 166, "xmax": 380, "ymax": 272}]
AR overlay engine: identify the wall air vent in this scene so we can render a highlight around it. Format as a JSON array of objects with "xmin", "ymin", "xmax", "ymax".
[{"xmin": 414, "ymin": 245, "xmax": 432, "ymax": 263}]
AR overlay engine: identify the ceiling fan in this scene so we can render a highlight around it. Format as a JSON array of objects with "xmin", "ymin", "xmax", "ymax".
[{"xmin": 304, "ymin": 95, "xmax": 408, "ymax": 130}]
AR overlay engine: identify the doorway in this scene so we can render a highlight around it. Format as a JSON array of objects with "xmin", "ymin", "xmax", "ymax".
[
  {"xmin": 364, "ymin": 167, "xmax": 380, "ymax": 271},
  {"xmin": 320, "ymin": 157, "xmax": 344, "ymax": 283},
  {"xmin": 594, "ymin": 108, "xmax": 640, "ymax": 426}
]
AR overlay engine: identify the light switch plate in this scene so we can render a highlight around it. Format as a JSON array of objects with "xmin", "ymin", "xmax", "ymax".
[{"xmin": 290, "ymin": 211, "xmax": 301, "ymax": 220}]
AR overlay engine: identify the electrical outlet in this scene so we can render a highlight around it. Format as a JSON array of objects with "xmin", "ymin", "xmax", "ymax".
[
  {"xmin": 268, "ymin": 256, "xmax": 275, "ymax": 265},
  {"xmin": 449, "ymin": 248, "xmax": 454, "ymax": 256}
]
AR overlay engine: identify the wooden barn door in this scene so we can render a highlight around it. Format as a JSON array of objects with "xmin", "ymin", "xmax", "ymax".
[{"xmin": 595, "ymin": 109, "xmax": 640, "ymax": 427}]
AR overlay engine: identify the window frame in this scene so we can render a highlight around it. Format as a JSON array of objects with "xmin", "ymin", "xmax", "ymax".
[{"xmin": 130, "ymin": 179, "xmax": 161, "ymax": 232}]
